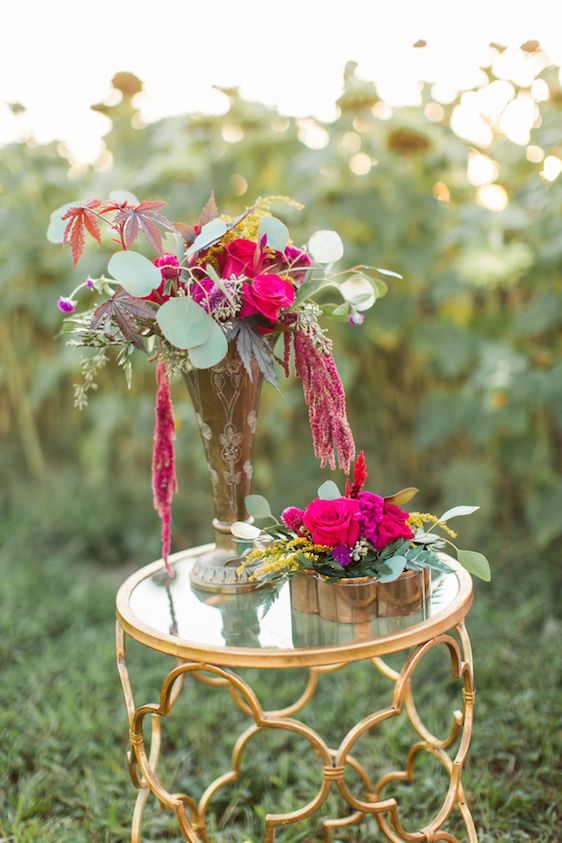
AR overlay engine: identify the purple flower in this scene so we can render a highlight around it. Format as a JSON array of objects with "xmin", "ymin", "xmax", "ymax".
[
  {"xmin": 348, "ymin": 311, "xmax": 365, "ymax": 326},
  {"xmin": 57, "ymin": 296, "xmax": 76, "ymax": 313},
  {"xmin": 86, "ymin": 278, "xmax": 94, "ymax": 289},
  {"xmin": 191, "ymin": 276, "xmax": 214, "ymax": 305},
  {"xmin": 204, "ymin": 282, "xmax": 236, "ymax": 313},
  {"xmin": 281, "ymin": 506, "xmax": 305, "ymax": 532},
  {"xmin": 332, "ymin": 544, "xmax": 352, "ymax": 567}
]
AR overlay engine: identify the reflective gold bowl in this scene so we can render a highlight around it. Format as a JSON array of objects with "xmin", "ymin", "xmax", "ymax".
[{"xmin": 290, "ymin": 569, "xmax": 430, "ymax": 623}]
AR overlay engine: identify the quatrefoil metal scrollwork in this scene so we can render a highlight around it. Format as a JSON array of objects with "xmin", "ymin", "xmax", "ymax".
[
  {"xmin": 117, "ymin": 622, "xmax": 477, "ymax": 842},
  {"xmin": 326, "ymin": 633, "xmax": 476, "ymax": 842}
]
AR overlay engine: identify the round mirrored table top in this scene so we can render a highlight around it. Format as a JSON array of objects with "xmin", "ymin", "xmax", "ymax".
[{"xmin": 116, "ymin": 545, "xmax": 473, "ymax": 668}]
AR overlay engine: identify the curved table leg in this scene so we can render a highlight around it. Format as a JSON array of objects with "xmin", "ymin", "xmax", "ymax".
[
  {"xmin": 117, "ymin": 623, "xmax": 478, "ymax": 842},
  {"xmin": 116, "ymin": 621, "xmax": 197, "ymax": 842},
  {"xmin": 323, "ymin": 625, "xmax": 477, "ymax": 842}
]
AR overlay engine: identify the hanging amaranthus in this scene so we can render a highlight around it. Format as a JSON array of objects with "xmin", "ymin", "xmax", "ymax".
[
  {"xmin": 293, "ymin": 330, "xmax": 355, "ymax": 473},
  {"xmin": 152, "ymin": 362, "xmax": 177, "ymax": 576}
]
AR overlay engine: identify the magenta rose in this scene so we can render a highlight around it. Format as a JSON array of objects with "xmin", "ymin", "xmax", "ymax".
[
  {"xmin": 239, "ymin": 273, "xmax": 295, "ymax": 324},
  {"xmin": 371, "ymin": 503, "xmax": 414, "ymax": 550},
  {"xmin": 220, "ymin": 238, "xmax": 266, "ymax": 280},
  {"xmin": 283, "ymin": 245, "xmax": 312, "ymax": 285},
  {"xmin": 357, "ymin": 491, "xmax": 385, "ymax": 543},
  {"xmin": 303, "ymin": 497, "xmax": 362, "ymax": 548}
]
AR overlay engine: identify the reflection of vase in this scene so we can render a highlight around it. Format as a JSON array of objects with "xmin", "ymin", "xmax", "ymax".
[
  {"xmin": 182, "ymin": 343, "xmax": 263, "ymax": 591},
  {"xmin": 217, "ymin": 592, "xmax": 264, "ymax": 648}
]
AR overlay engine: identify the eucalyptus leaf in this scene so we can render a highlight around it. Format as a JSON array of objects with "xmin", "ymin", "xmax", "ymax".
[
  {"xmin": 156, "ymin": 298, "xmax": 212, "ymax": 349},
  {"xmin": 161, "ymin": 230, "xmax": 185, "ymax": 261},
  {"xmin": 109, "ymin": 189, "xmax": 139, "ymax": 205},
  {"xmin": 231, "ymin": 522, "xmax": 261, "ymax": 540},
  {"xmin": 457, "ymin": 549, "xmax": 491, "ymax": 581},
  {"xmin": 188, "ymin": 321, "xmax": 228, "ymax": 368},
  {"xmin": 245, "ymin": 494, "xmax": 272, "ymax": 519},
  {"xmin": 258, "ymin": 216, "xmax": 289, "ymax": 252},
  {"xmin": 47, "ymin": 201, "xmax": 84, "ymax": 244},
  {"xmin": 372, "ymin": 278, "xmax": 389, "ymax": 298},
  {"xmin": 376, "ymin": 266, "xmax": 403, "ymax": 279},
  {"xmin": 340, "ymin": 275, "xmax": 376, "ymax": 311},
  {"xmin": 377, "ymin": 555, "xmax": 407, "ymax": 582},
  {"xmin": 308, "ymin": 230, "xmax": 344, "ymax": 264},
  {"xmin": 324, "ymin": 302, "xmax": 350, "ymax": 318},
  {"xmin": 413, "ymin": 531, "xmax": 443, "ymax": 544},
  {"xmin": 108, "ymin": 251, "xmax": 162, "ymax": 297},
  {"xmin": 205, "ymin": 263, "xmax": 235, "ymax": 304},
  {"xmin": 186, "ymin": 218, "xmax": 227, "ymax": 257},
  {"xmin": 317, "ymin": 480, "xmax": 341, "ymax": 500},
  {"xmin": 438, "ymin": 505, "xmax": 480, "ymax": 522},
  {"xmin": 294, "ymin": 273, "xmax": 322, "ymax": 304}
]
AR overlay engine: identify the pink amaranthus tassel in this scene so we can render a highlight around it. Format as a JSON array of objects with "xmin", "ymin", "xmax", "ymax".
[
  {"xmin": 293, "ymin": 330, "xmax": 356, "ymax": 474},
  {"xmin": 152, "ymin": 361, "xmax": 178, "ymax": 576}
]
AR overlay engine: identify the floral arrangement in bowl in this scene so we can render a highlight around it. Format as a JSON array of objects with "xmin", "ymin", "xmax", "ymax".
[
  {"xmin": 234, "ymin": 452, "xmax": 491, "ymax": 591},
  {"xmin": 48, "ymin": 192, "xmax": 395, "ymax": 576}
]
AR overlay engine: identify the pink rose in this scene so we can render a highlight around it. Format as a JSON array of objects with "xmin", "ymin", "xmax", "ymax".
[
  {"xmin": 283, "ymin": 245, "xmax": 312, "ymax": 285},
  {"xmin": 371, "ymin": 503, "xmax": 414, "ymax": 550},
  {"xmin": 220, "ymin": 238, "xmax": 266, "ymax": 280},
  {"xmin": 303, "ymin": 497, "xmax": 362, "ymax": 548},
  {"xmin": 357, "ymin": 491, "xmax": 385, "ymax": 543},
  {"xmin": 239, "ymin": 273, "xmax": 295, "ymax": 324}
]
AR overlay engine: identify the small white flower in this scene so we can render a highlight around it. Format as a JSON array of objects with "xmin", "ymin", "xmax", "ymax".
[{"xmin": 351, "ymin": 537, "xmax": 370, "ymax": 561}]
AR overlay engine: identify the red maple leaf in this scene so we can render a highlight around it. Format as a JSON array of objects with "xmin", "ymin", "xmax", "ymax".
[
  {"xmin": 62, "ymin": 200, "xmax": 102, "ymax": 265},
  {"xmin": 90, "ymin": 287, "xmax": 156, "ymax": 350},
  {"xmin": 199, "ymin": 191, "xmax": 218, "ymax": 226},
  {"xmin": 112, "ymin": 200, "xmax": 175, "ymax": 253}
]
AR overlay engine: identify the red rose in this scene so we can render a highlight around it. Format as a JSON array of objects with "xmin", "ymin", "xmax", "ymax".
[
  {"xmin": 371, "ymin": 503, "xmax": 414, "ymax": 550},
  {"xmin": 239, "ymin": 273, "xmax": 295, "ymax": 324},
  {"xmin": 303, "ymin": 497, "xmax": 362, "ymax": 547},
  {"xmin": 220, "ymin": 238, "xmax": 265, "ymax": 280}
]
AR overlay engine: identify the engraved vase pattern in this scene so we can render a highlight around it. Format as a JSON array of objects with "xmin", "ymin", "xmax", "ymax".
[{"xmin": 182, "ymin": 343, "xmax": 263, "ymax": 590}]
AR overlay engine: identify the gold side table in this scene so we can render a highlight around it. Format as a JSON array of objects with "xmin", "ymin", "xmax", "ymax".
[{"xmin": 116, "ymin": 545, "xmax": 477, "ymax": 842}]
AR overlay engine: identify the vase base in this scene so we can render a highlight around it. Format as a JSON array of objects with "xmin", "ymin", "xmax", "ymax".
[{"xmin": 189, "ymin": 546, "xmax": 265, "ymax": 593}]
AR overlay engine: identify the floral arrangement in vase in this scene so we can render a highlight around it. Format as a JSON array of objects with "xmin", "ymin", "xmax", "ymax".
[
  {"xmin": 48, "ymin": 192, "xmax": 394, "ymax": 587},
  {"xmin": 234, "ymin": 451, "xmax": 490, "ymax": 619}
]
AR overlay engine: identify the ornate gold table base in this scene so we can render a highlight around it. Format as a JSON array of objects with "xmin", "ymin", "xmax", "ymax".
[{"xmin": 116, "ymin": 621, "xmax": 477, "ymax": 842}]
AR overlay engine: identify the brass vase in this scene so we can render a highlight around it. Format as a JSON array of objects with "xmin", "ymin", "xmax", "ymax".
[{"xmin": 182, "ymin": 343, "xmax": 263, "ymax": 592}]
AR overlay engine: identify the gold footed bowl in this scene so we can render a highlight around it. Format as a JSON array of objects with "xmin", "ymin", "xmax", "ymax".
[{"xmin": 290, "ymin": 569, "xmax": 431, "ymax": 623}]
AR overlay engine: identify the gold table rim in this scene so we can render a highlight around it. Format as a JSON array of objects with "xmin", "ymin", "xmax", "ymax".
[{"xmin": 116, "ymin": 544, "xmax": 473, "ymax": 668}]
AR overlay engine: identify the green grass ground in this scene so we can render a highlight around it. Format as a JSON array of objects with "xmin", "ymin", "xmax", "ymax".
[{"xmin": 1, "ymin": 478, "xmax": 561, "ymax": 842}]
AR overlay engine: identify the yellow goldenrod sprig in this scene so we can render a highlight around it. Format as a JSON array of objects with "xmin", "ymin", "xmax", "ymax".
[
  {"xmin": 221, "ymin": 195, "xmax": 304, "ymax": 243},
  {"xmin": 407, "ymin": 512, "xmax": 458, "ymax": 539},
  {"xmin": 237, "ymin": 536, "xmax": 330, "ymax": 581}
]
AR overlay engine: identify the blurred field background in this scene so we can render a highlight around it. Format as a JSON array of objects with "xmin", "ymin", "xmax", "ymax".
[{"xmin": 1, "ymin": 43, "xmax": 562, "ymax": 842}]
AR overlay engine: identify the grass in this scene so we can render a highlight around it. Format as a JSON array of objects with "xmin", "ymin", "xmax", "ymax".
[{"xmin": 1, "ymin": 475, "xmax": 561, "ymax": 842}]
